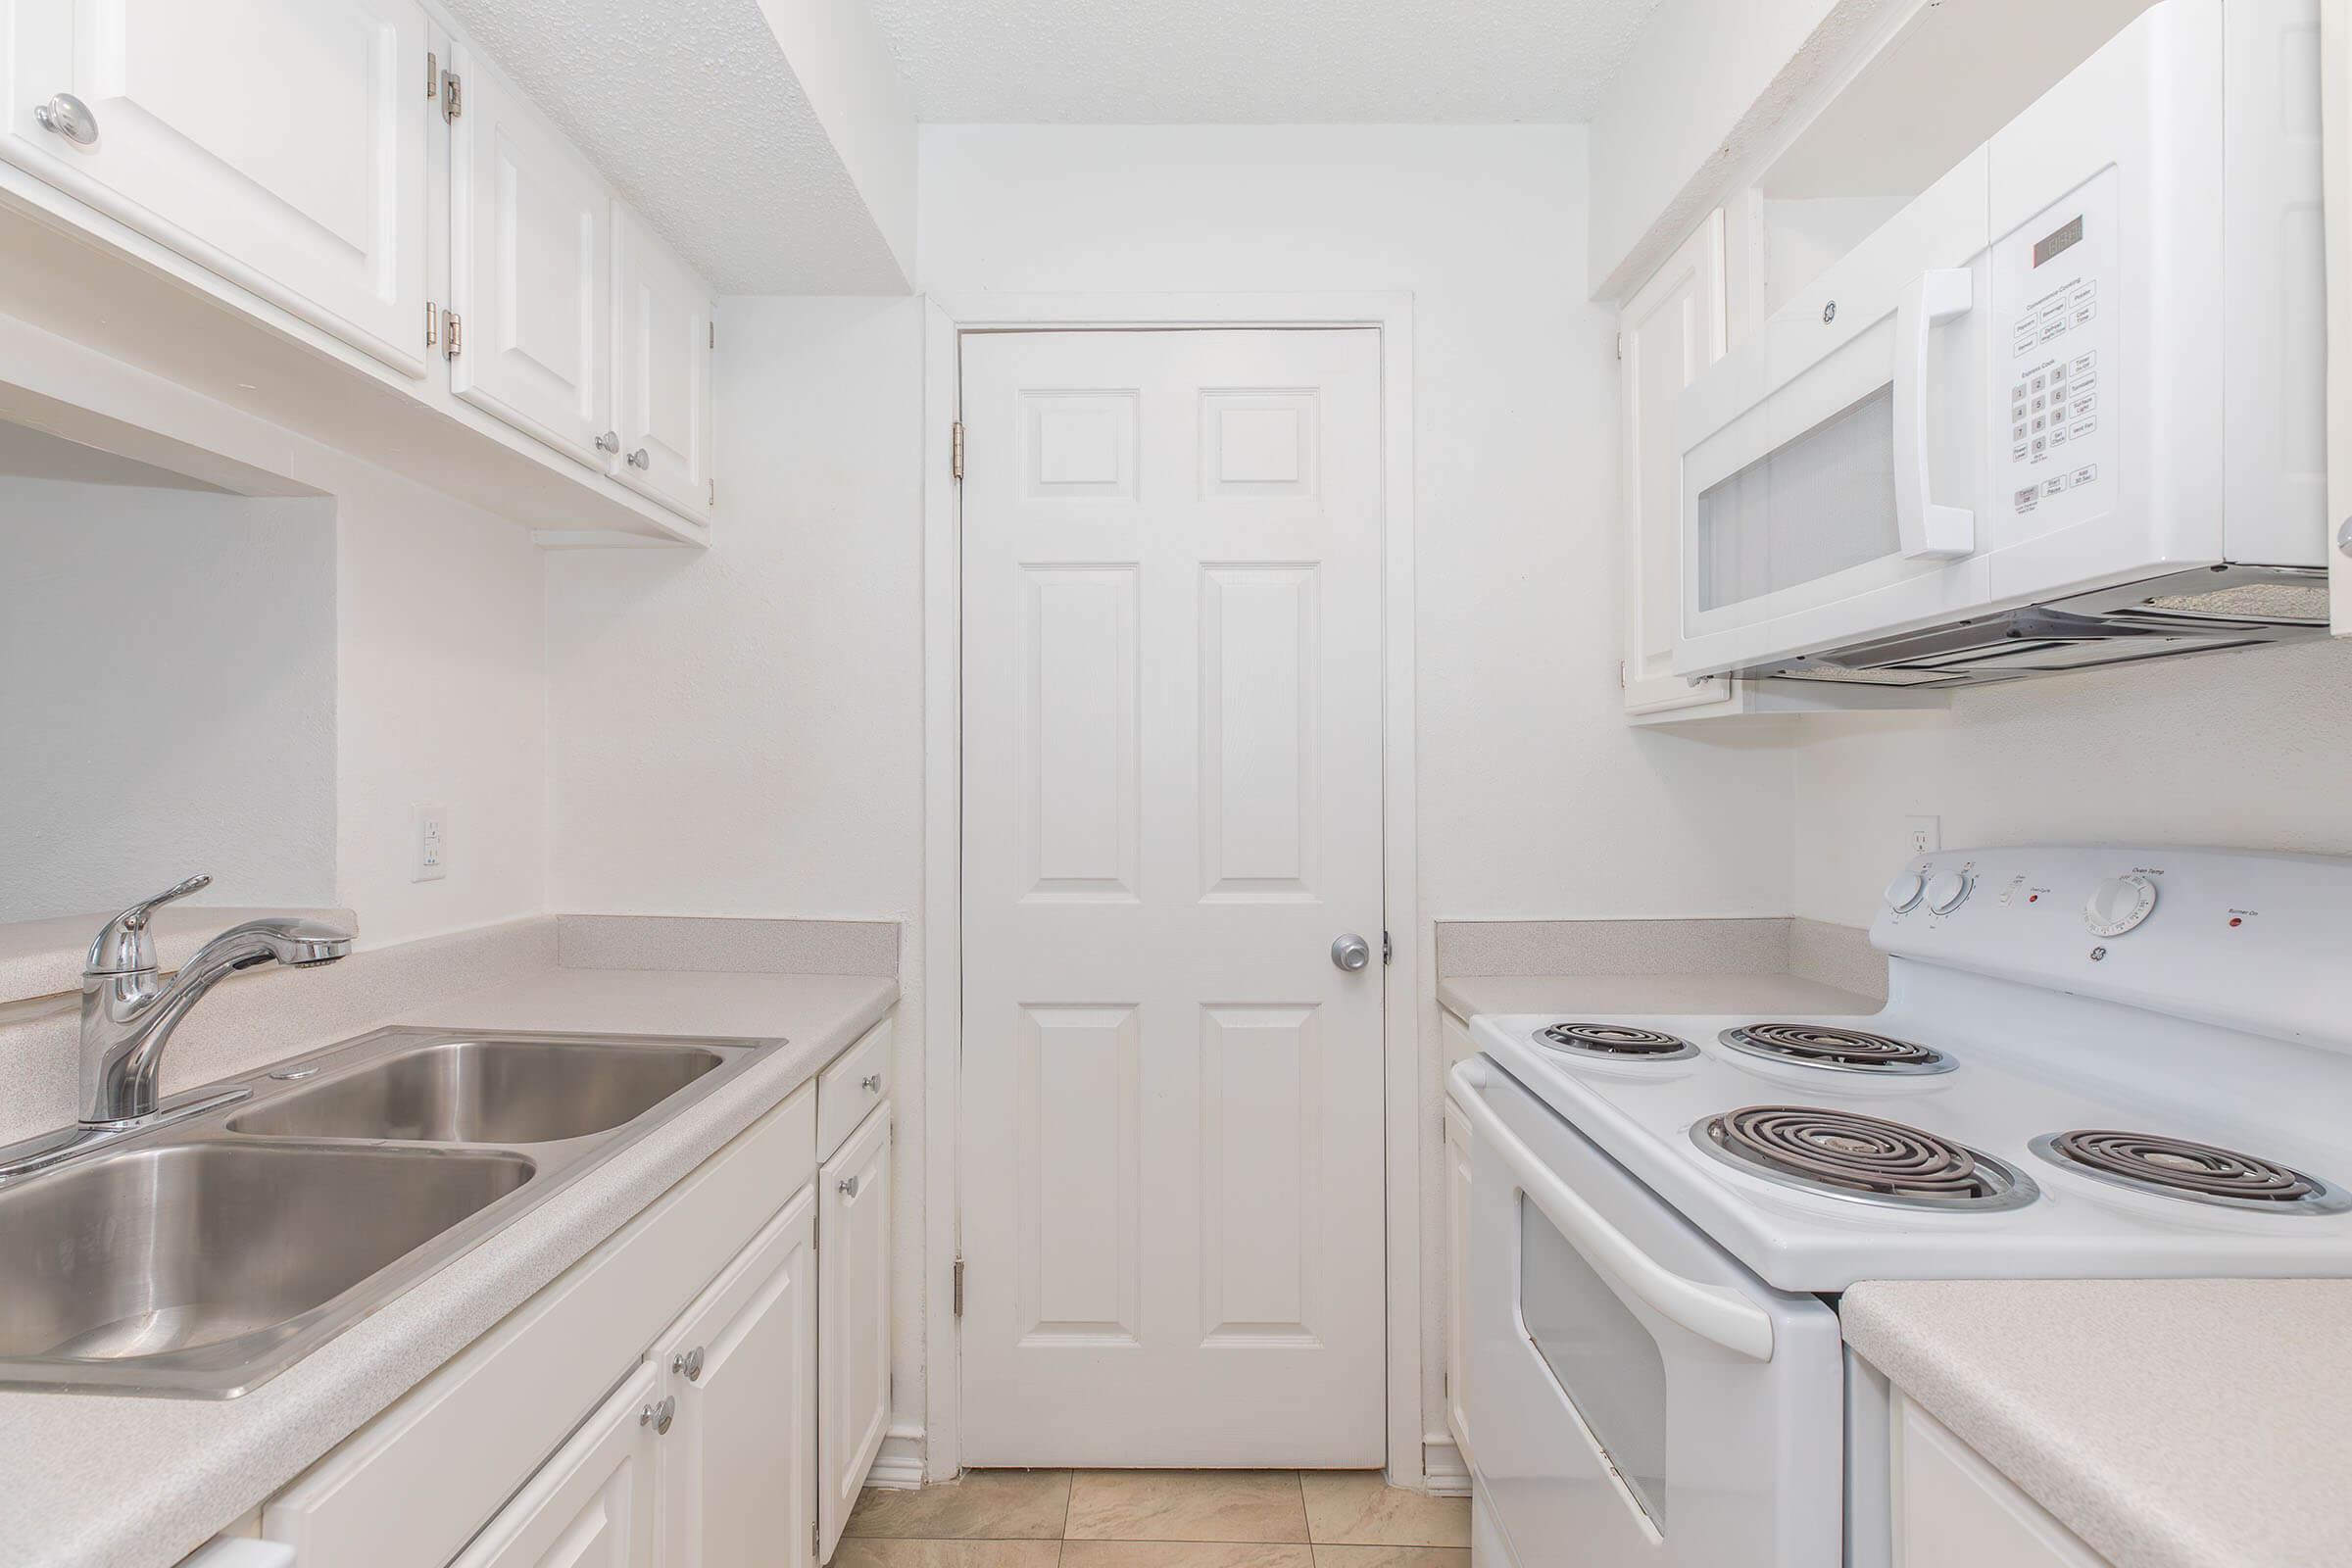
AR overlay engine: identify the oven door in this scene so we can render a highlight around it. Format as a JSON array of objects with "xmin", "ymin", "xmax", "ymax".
[
  {"xmin": 1449, "ymin": 1059, "xmax": 1843, "ymax": 1568},
  {"xmin": 1672, "ymin": 148, "xmax": 1995, "ymax": 678}
]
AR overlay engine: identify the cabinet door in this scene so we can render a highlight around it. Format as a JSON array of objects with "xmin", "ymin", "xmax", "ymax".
[
  {"xmin": 1892, "ymin": 1394, "xmax": 2109, "ymax": 1568},
  {"xmin": 656, "ymin": 1187, "xmax": 818, "ymax": 1568},
  {"xmin": 1620, "ymin": 210, "xmax": 1736, "ymax": 715},
  {"xmin": 449, "ymin": 39, "xmax": 611, "ymax": 466},
  {"xmin": 1442, "ymin": 1097, "xmax": 1473, "ymax": 1471},
  {"xmin": 1, "ymin": 0, "xmax": 429, "ymax": 374},
  {"xmin": 612, "ymin": 200, "xmax": 714, "ymax": 521},
  {"xmin": 818, "ymin": 1106, "xmax": 893, "ymax": 1560},
  {"xmin": 450, "ymin": 1362, "xmax": 661, "ymax": 1568}
]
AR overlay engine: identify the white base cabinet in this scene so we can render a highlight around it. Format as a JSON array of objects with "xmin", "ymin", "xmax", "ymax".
[
  {"xmin": 817, "ymin": 1105, "xmax": 894, "ymax": 1561},
  {"xmin": 1891, "ymin": 1392, "xmax": 2112, "ymax": 1568},
  {"xmin": 450, "ymin": 1363, "xmax": 662, "ymax": 1568},
  {"xmin": 262, "ymin": 1013, "xmax": 898, "ymax": 1568},
  {"xmin": 654, "ymin": 1188, "xmax": 819, "ymax": 1568},
  {"xmin": 1441, "ymin": 1094, "xmax": 1474, "ymax": 1472}
]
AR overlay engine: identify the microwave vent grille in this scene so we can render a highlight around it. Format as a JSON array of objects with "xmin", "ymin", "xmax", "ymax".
[{"xmin": 2132, "ymin": 581, "xmax": 2329, "ymax": 624}]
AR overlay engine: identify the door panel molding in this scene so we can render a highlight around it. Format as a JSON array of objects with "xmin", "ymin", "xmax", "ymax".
[{"xmin": 921, "ymin": 292, "xmax": 1419, "ymax": 1485}]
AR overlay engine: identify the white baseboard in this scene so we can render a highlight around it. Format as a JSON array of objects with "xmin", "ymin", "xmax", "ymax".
[
  {"xmin": 866, "ymin": 1427, "xmax": 927, "ymax": 1490},
  {"xmin": 1422, "ymin": 1437, "xmax": 1472, "ymax": 1497}
]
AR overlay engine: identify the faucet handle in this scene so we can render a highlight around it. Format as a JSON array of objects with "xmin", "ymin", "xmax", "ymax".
[{"xmin": 86, "ymin": 874, "xmax": 213, "ymax": 975}]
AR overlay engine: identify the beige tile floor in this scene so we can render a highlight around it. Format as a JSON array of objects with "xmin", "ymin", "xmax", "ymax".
[{"xmin": 838, "ymin": 1470, "xmax": 1471, "ymax": 1568}]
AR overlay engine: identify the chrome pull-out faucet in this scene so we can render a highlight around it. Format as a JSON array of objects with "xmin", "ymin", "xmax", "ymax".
[{"xmin": 79, "ymin": 875, "xmax": 353, "ymax": 1126}]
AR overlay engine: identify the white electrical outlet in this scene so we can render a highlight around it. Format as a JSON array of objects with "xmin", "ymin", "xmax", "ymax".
[
  {"xmin": 1905, "ymin": 814, "xmax": 1941, "ymax": 858},
  {"xmin": 414, "ymin": 806, "xmax": 449, "ymax": 882}
]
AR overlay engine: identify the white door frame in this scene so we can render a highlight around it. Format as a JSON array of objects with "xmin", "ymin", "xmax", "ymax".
[{"xmin": 921, "ymin": 292, "xmax": 1421, "ymax": 1484}]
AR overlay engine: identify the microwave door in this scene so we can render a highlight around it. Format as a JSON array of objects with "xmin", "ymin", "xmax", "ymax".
[{"xmin": 1672, "ymin": 150, "xmax": 1996, "ymax": 678}]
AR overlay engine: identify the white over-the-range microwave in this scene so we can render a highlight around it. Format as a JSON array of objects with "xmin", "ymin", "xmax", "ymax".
[{"xmin": 1673, "ymin": 0, "xmax": 2331, "ymax": 689}]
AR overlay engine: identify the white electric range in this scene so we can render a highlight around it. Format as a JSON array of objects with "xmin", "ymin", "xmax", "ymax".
[{"xmin": 1450, "ymin": 846, "xmax": 2352, "ymax": 1568}]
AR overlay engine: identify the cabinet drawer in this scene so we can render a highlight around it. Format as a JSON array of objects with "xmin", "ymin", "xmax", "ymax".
[{"xmin": 817, "ymin": 1017, "xmax": 893, "ymax": 1160}]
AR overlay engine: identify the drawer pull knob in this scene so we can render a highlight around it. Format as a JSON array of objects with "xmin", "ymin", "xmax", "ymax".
[
  {"xmin": 672, "ymin": 1346, "xmax": 705, "ymax": 1382},
  {"xmin": 34, "ymin": 93, "xmax": 97, "ymax": 145},
  {"xmin": 861, "ymin": 1073, "xmax": 882, "ymax": 1093},
  {"xmin": 641, "ymin": 1395, "xmax": 676, "ymax": 1434},
  {"xmin": 838, "ymin": 1174, "xmax": 859, "ymax": 1198}
]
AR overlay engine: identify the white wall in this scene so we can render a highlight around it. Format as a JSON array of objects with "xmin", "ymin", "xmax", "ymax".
[
  {"xmin": 0, "ymin": 477, "xmax": 336, "ymax": 922},
  {"xmin": 0, "ymin": 313, "xmax": 550, "ymax": 948},
  {"xmin": 1788, "ymin": 637, "xmax": 2352, "ymax": 924}
]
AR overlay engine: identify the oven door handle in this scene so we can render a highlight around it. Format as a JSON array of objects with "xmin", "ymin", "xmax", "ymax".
[{"xmin": 1449, "ymin": 1061, "xmax": 1777, "ymax": 1363}]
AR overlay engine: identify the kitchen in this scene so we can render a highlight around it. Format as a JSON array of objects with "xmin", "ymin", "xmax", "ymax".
[{"xmin": 1, "ymin": 1, "xmax": 2349, "ymax": 1566}]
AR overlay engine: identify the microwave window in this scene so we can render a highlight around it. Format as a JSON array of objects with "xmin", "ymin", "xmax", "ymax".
[
  {"xmin": 1694, "ymin": 385, "xmax": 1901, "ymax": 612},
  {"xmin": 1520, "ymin": 1196, "xmax": 1671, "ymax": 1529}
]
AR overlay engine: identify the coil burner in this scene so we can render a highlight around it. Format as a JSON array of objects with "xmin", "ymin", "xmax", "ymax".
[
  {"xmin": 1694, "ymin": 1105, "xmax": 2036, "ymax": 1211},
  {"xmin": 1536, "ymin": 1023, "xmax": 1699, "ymax": 1062},
  {"xmin": 1718, "ymin": 1022, "xmax": 1955, "ymax": 1076},
  {"xmin": 2032, "ymin": 1130, "xmax": 2351, "ymax": 1214}
]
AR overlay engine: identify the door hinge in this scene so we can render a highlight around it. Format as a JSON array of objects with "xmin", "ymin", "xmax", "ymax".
[
  {"xmin": 1382, "ymin": 930, "xmax": 1393, "ymax": 965},
  {"xmin": 709, "ymin": 320, "xmax": 716, "ymax": 351},
  {"xmin": 441, "ymin": 308, "xmax": 463, "ymax": 362},
  {"xmin": 439, "ymin": 68, "xmax": 464, "ymax": 122},
  {"xmin": 953, "ymin": 1255, "xmax": 965, "ymax": 1317},
  {"xmin": 425, "ymin": 51, "xmax": 439, "ymax": 99},
  {"xmin": 425, "ymin": 300, "xmax": 438, "ymax": 349},
  {"xmin": 709, "ymin": 477, "xmax": 716, "ymax": 508},
  {"xmin": 950, "ymin": 420, "xmax": 964, "ymax": 480},
  {"xmin": 1615, "ymin": 331, "xmax": 1624, "ymax": 361},
  {"xmin": 812, "ymin": 1520, "xmax": 821, "ymax": 1554}
]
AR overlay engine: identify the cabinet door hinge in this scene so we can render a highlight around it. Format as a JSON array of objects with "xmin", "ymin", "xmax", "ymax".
[
  {"xmin": 709, "ymin": 477, "xmax": 716, "ymax": 508},
  {"xmin": 425, "ymin": 51, "xmax": 439, "ymax": 99},
  {"xmin": 439, "ymin": 68, "xmax": 464, "ymax": 122},
  {"xmin": 1615, "ymin": 331, "xmax": 1624, "ymax": 361},
  {"xmin": 709, "ymin": 320, "xmax": 716, "ymax": 351},
  {"xmin": 953, "ymin": 1255, "xmax": 965, "ymax": 1317},
  {"xmin": 441, "ymin": 309, "xmax": 463, "ymax": 362},
  {"xmin": 950, "ymin": 420, "xmax": 964, "ymax": 480},
  {"xmin": 425, "ymin": 300, "xmax": 438, "ymax": 349}
]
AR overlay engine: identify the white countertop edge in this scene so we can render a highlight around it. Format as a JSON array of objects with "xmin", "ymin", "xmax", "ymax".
[
  {"xmin": 0, "ymin": 971, "xmax": 899, "ymax": 1568},
  {"xmin": 1436, "ymin": 970, "xmax": 1883, "ymax": 1024}
]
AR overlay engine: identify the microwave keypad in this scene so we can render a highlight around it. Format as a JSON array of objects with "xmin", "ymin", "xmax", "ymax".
[{"xmin": 2009, "ymin": 347, "xmax": 2100, "ymax": 480}]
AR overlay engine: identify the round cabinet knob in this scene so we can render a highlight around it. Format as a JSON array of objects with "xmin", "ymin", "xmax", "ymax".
[
  {"xmin": 2083, "ymin": 874, "xmax": 2158, "ymax": 938},
  {"xmin": 34, "ymin": 92, "xmax": 98, "ymax": 146},
  {"xmin": 1923, "ymin": 870, "xmax": 1973, "ymax": 915},
  {"xmin": 1883, "ymin": 870, "xmax": 1927, "ymax": 912}
]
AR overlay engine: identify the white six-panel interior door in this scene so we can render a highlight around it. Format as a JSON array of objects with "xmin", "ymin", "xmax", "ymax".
[{"xmin": 958, "ymin": 327, "xmax": 1389, "ymax": 1465}]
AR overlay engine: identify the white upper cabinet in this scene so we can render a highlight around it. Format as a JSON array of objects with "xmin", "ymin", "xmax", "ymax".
[
  {"xmin": 612, "ymin": 201, "xmax": 715, "ymax": 518},
  {"xmin": 449, "ymin": 40, "xmax": 612, "ymax": 468},
  {"xmin": 1619, "ymin": 210, "xmax": 1735, "ymax": 717},
  {"xmin": 2, "ymin": 0, "xmax": 430, "ymax": 374}
]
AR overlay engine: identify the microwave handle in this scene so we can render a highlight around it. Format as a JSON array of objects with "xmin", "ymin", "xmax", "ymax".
[
  {"xmin": 1894, "ymin": 268, "xmax": 1978, "ymax": 561},
  {"xmin": 1447, "ymin": 1061, "xmax": 1776, "ymax": 1363}
]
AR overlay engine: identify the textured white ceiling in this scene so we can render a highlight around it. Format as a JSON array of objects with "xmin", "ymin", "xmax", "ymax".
[
  {"xmin": 436, "ymin": 0, "xmax": 908, "ymax": 293},
  {"xmin": 866, "ymin": 0, "xmax": 1669, "ymax": 122}
]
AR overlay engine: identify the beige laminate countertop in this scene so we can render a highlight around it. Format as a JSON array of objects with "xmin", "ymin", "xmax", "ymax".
[
  {"xmin": 0, "ymin": 968, "xmax": 898, "ymax": 1568},
  {"xmin": 1437, "ymin": 971, "xmax": 1881, "ymax": 1023},
  {"xmin": 1844, "ymin": 1278, "xmax": 2352, "ymax": 1568}
]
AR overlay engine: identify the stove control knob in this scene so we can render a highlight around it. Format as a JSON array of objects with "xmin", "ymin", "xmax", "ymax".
[
  {"xmin": 1923, "ymin": 870, "xmax": 1973, "ymax": 915},
  {"xmin": 1883, "ymin": 870, "xmax": 1927, "ymax": 912},
  {"xmin": 2083, "ymin": 873, "xmax": 2158, "ymax": 938}
]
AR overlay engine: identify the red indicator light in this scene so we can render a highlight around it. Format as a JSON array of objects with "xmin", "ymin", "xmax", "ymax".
[
  {"xmin": 2229, "ymin": 917, "xmax": 2243, "ymax": 928},
  {"xmin": 2029, "ymin": 894, "xmax": 2039, "ymax": 903}
]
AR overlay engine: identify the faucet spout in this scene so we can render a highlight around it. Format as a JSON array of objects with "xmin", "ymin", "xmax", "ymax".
[{"xmin": 77, "ymin": 886, "xmax": 352, "ymax": 1126}]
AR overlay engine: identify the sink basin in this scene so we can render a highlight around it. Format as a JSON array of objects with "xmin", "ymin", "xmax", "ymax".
[
  {"xmin": 0, "ymin": 1143, "xmax": 532, "ymax": 1393},
  {"xmin": 227, "ymin": 1037, "xmax": 728, "ymax": 1145},
  {"xmin": 0, "ymin": 1025, "xmax": 776, "ymax": 1396}
]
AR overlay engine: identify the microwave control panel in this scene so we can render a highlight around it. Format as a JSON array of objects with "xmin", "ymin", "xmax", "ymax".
[{"xmin": 1991, "ymin": 167, "xmax": 2119, "ymax": 536}]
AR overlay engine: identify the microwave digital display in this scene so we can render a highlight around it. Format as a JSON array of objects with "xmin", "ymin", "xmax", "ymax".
[{"xmin": 2034, "ymin": 216, "xmax": 2085, "ymax": 268}]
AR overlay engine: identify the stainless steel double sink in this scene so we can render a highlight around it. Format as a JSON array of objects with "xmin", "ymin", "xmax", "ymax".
[{"xmin": 0, "ymin": 1027, "xmax": 782, "ymax": 1397}]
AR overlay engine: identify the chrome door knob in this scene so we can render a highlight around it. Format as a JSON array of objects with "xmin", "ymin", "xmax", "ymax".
[
  {"xmin": 34, "ymin": 93, "xmax": 97, "ymax": 146},
  {"xmin": 1331, "ymin": 933, "xmax": 1372, "ymax": 972}
]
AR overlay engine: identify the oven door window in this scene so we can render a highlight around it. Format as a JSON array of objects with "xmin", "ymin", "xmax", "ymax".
[{"xmin": 1520, "ymin": 1194, "xmax": 1671, "ymax": 1528}]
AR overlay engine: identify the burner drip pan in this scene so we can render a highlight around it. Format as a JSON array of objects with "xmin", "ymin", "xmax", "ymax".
[
  {"xmin": 2031, "ymin": 1131, "xmax": 2351, "ymax": 1214},
  {"xmin": 1537, "ymin": 1023, "xmax": 1698, "ymax": 1061},
  {"xmin": 1719, "ymin": 1022, "xmax": 1955, "ymax": 1076},
  {"xmin": 1695, "ymin": 1105, "xmax": 2036, "ymax": 1211}
]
